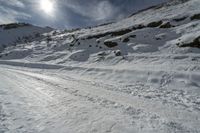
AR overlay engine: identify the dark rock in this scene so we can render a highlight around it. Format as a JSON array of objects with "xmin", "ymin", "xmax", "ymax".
[
  {"xmin": 115, "ymin": 50, "xmax": 121, "ymax": 56},
  {"xmin": 178, "ymin": 36, "xmax": 200, "ymax": 48},
  {"xmin": 122, "ymin": 38, "xmax": 130, "ymax": 42},
  {"xmin": 111, "ymin": 29, "xmax": 132, "ymax": 36},
  {"xmin": 69, "ymin": 44, "xmax": 74, "ymax": 47},
  {"xmin": 191, "ymin": 13, "xmax": 200, "ymax": 20},
  {"xmin": 86, "ymin": 32, "xmax": 111, "ymax": 39},
  {"xmin": 160, "ymin": 22, "xmax": 174, "ymax": 28},
  {"xmin": 155, "ymin": 37, "xmax": 161, "ymax": 40},
  {"xmin": 130, "ymin": 35, "xmax": 136, "ymax": 38},
  {"xmin": 134, "ymin": 24, "xmax": 145, "ymax": 29},
  {"xmin": 85, "ymin": 28, "xmax": 132, "ymax": 39},
  {"xmin": 147, "ymin": 21, "xmax": 163, "ymax": 27},
  {"xmin": 173, "ymin": 16, "xmax": 187, "ymax": 22},
  {"xmin": 104, "ymin": 41, "xmax": 118, "ymax": 48}
]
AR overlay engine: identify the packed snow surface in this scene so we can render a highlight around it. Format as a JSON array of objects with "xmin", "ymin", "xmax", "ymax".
[{"xmin": 0, "ymin": 0, "xmax": 200, "ymax": 132}]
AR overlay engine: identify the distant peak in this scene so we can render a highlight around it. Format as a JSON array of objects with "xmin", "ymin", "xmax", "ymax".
[{"xmin": 0, "ymin": 23, "xmax": 32, "ymax": 30}]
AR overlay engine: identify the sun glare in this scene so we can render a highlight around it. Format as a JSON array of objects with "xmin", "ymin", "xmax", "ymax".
[{"xmin": 40, "ymin": 0, "xmax": 54, "ymax": 15}]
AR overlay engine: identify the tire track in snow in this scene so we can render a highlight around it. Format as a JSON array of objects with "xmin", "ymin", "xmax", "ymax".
[
  {"xmin": 0, "ymin": 67, "xmax": 146, "ymax": 133},
  {"xmin": 3, "ymin": 67, "xmax": 200, "ymax": 132}
]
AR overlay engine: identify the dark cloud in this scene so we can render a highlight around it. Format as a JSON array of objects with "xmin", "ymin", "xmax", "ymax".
[{"xmin": 0, "ymin": 0, "xmax": 167, "ymax": 29}]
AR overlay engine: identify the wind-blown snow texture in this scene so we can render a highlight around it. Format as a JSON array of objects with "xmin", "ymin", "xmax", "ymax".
[{"xmin": 0, "ymin": 0, "xmax": 200, "ymax": 132}]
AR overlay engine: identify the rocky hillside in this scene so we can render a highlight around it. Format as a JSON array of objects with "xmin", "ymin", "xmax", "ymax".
[
  {"xmin": 0, "ymin": 0, "xmax": 200, "ymax": 88},
  {"xmin": 0, "ymin": 0, "xmax": 199, "ymax": 62}
]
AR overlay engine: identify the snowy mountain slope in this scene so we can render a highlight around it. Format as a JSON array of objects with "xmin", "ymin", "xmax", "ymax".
[
  {"xmin": 1, "ymin": 0, "xmax": 200, "ymax": 60},
  {"xmin": 0, "ymin": 0, "xmax": 200, "ymax": 132},
  {"xmin": 0, "ymin": 23, "xmax": 53, "ymax": 52},
  {"xmin": 0, "ymin": 0, "xmax": 199, "ymax": 86}
]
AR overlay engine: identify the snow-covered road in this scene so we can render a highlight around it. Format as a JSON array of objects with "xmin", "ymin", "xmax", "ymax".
[{"xmin": 0, "ymin": 65, "xmax": 200, "ymax": 133}]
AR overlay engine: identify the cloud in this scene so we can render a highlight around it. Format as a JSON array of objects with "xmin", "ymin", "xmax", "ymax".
[
  {"xmin": 0, "ymin": 0, "xmax": 25, "ymax": 8},
  {"xmin": 59, "ymin": 0, "xmax": 119, "ymax": 21},
  {"xmin": 0, "ymin": 3, "xmax": 30, "ymax": 24},
  {"xmin": 0, "ymin": 0, "xmax": 168, "ymax": 28},
  {"xmin": 93, "ymin": 1, "xmax": 116, "ymax": 21},
  {"xmin": 58, "ymin": 0, "xmax": 166, "ymax": 25}
]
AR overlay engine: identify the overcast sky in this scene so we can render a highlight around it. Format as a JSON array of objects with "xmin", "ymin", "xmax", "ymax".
[{"xmin": 0, "ymin": 0, "xmax": 167, "ymax": 29}]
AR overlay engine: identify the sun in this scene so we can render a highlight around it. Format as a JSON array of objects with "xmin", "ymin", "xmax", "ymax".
[{"xmin": 40, "ymin": 0, "xmax": 54, "ymax": 15}]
